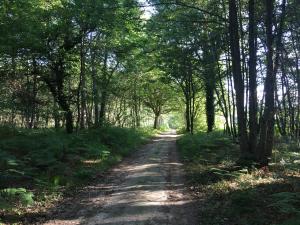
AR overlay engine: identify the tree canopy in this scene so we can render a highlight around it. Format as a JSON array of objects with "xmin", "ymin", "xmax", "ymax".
[{"xmin": 0, "ymin": 0, "xmax": 299, "ymax": 165}]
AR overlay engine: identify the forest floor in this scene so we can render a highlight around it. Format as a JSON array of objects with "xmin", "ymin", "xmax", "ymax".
[
  {"xmin": 4, "ymin": 129, "xmax": 299, "ymax": 225},
  {"xmin": 38, "ymin": 131, "xmax": 199, "ymax": 225},
  {"xmin": 177, "ymin": 132, "xmax": 300, "ymax": 225}
]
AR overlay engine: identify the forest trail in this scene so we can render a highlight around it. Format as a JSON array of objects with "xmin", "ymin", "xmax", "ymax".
[{"xmin": 42, "ymin": 131, "xmax": 198, "ymax": 225}]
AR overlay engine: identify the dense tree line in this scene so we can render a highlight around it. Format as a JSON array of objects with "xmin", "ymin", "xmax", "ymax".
[
  {"xmin": 0, "ymin": 0, "xmax": 299, "ymax": 166},
  {"xmin": 0, "ymin": 0, "xmax": 176, "ymax": 131},
  {"xmin": 144, "ymin": 0, "xmax": 299, "ymax": 165}
]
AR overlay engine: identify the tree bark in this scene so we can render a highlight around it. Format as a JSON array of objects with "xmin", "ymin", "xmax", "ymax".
[
  {"xmin": 99, "ymin": 91, "xmax": 107, "ymax": 127},
  {"xmin": 248, "ymin": 0, "xmax": 258, "ymax": 155},
  {"xmin": 91, "ymin": 48, "xmax": 99, "ymax": 127},
  {"xmin": 45, "ymin": 59, "xmax": 74, "ymax": 133},
  {"xmin": 205, "ymin": 82, "xmax": 215, "ymax": 132},
  {"xmin": 228, "ymin": 0, "xmax": 249, "ymax": 156},
  {"xmin": 79, "ymin": 38, "xmax": 87, "ymax": 129},
  {"xmin": 154, "ymin": 114, "xmax": 159, "ymax": 129},
  {"xmin": 29, "ymin": 58, "xmax": 38, "ymax": 129},
  {"xmin": 257, "ymin": 0, "xmax": 275, "ymax": 165}
]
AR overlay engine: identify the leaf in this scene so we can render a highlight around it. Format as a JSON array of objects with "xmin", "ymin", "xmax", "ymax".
[{"xmin": 0, "ymin": 188, "xmax": 34, "ymax": 209}]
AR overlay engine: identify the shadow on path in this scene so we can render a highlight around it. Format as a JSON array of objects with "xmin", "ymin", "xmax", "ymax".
[{"xmin": 40, "ymin": 132, "xmax": 198, "ymax": 225}]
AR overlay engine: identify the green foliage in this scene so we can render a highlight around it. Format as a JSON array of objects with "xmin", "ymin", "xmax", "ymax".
[
  {"xmin": 178, "ymin": 132, "xmax": 300, "ymax": 225},
  {"xmin": 0, "ymin": 126, "xmax": 20, "ymax": 138},
  {"xmin": 157, "ymin": 124, "xmax": 169, "ymax": 132},
  {"xmin": 269, "ymin": 192, "xmax": 300, "ymax": 214},
  {"xmin": 177, "ymin": 132, "xmax": 239, "ymax": 186},
  {"xmin": 177, "ymin": 131, "xmax": 235, "ymax": 163},
  {"xmin": 74, "ymin": 168, "xmax": 94, "ymax": 181},
  {"xmin": 141, "ymin": 77, "xmax": 178, "ymax": 126},
  {"xmin": 0, "ymin": 126, "xmax": 155, "ymax": 218},
  {"xmin": 99, "ymin": 127, "xmax": 147, "ymax": 155},
  {"xmin": 272, "ymin": 145, "xmax": 300, "ymax": 171},
  {"xmin": 230, "ymin": 190, "xmax": 260, "ymax": 214},
  {"xmin": 168, "ymin": 113, "xmax": 185, "ymax": 130},
  {"xmin": 0, "ymin": 188, "xmax": 34, "ymax": 210}
]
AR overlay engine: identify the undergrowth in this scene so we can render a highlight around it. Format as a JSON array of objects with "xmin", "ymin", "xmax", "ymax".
[
  {"xmin": 0, "ymin": 126, "xmax": 155, "ymax": 224},
  {"xmin": 177, "ymin": 131, "xmax": 300, "ymax": 225}
]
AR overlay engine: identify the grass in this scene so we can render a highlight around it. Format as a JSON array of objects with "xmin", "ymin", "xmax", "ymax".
[
  {"xmin": 0, "ymin": 126, "xmax": 156, "ymax": 224},
  {"xmin": 177, "ymin": 131, "xmax": 300, "ymax": 225}
]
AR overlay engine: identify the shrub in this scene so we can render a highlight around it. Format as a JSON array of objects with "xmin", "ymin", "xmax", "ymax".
[
  {"xmin": 0, "ymin": 188, "xmax": 34, "ymax": 210},
  {"xmin": 0, "ymin": 125, "xmax": 156, "ymax": 219}
]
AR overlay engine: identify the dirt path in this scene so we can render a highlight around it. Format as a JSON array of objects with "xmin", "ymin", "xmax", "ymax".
[{"xmin": 42, "ymin": 131, "xmax": 198, "ymax": 225}]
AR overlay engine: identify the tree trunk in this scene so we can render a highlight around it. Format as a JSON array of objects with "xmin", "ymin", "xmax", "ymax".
[
  {"xmin": 79, "ymin": 38, "xmax": 87, "ymax": 130},
  {"xmin": 203, "ymin": 41, "xmax": 216, "ymax": 133},
  {"xmin": 291, "ymin": 35, "xmax": 300, "ymax": 138},
  {"xmin": 54, "ymin": 100, "xmax": 60, "ymax": 129},
  {"xmin": 229, "ymin": 0, "xmax": 249, "ymax": 156},
  {"xmin": 91, "ymin": 48, "xmax": 99, "ymax": 127},
  {"xmin": 205, "ymin": 82, "xmax": 215, "ymax": 132},
  {"xmin": 29, "ymin": 58, "xmax": 38, "ymax": 129},
  {"xmin": 45, "ymin": 59, "xmax": 73, "ymax": 133},
  {"xmin": 257, "ymin": 0, "xmax": 275, "ymax": 165},
  {"xmin": 248, "ymin": 0, "xmax": 258, "ymax": 155},
  {"xmin": 185, "ymin": 97, "xmax": 191, "ymax": 133},
  {"xmin": 99, "ymin": 91, "xmax": 107, "ymax": 127},
  {"xmin": 154, "ymin": 114, "xmax": 159, "ymax": 129}
]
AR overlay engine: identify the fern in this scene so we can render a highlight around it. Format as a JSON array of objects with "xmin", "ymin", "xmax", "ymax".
[
  {"xmin": 0, "ymin": 188, "xmax": 34, "ymax": 210},
  {"xmin": 269, "ymin": 192, "xmax": 300, "ymax": 214}
]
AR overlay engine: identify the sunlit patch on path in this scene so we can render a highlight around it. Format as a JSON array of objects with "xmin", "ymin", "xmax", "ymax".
[{"xmin": 42, "ymin": 131, "xmax": 198, "ymax": 225}]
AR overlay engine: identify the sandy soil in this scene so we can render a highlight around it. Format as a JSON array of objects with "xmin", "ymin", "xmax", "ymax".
[{"xmin": 40, "ymin": 131, "xmax": 198, "ymax": 225}]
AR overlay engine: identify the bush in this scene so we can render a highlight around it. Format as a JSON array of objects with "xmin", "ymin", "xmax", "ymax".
[
  {"xmin": 0, "ymin": 125, "xmax": 20, "ymax": 139},
  {"xmin": 0, "ymin": 125, "xmax": 155, "ymax": 219},
  {"xmin": 177, "ymin": 131, "xmax": 236, "ymax": 164},
  {"xmin": 177, "ymin": 131, "xmax": 300, "ymax": 225},
  {"xmin": 0, "ymin": 188, "xmax": 34, "ymax": 210}
]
